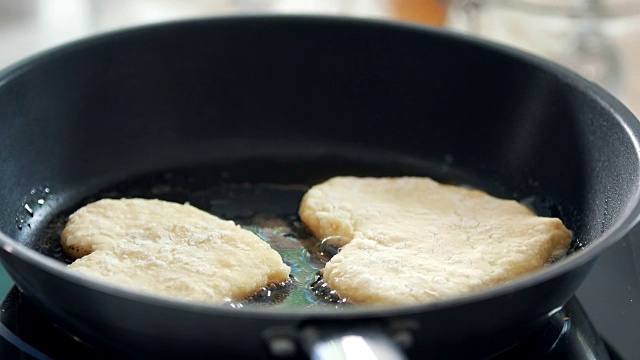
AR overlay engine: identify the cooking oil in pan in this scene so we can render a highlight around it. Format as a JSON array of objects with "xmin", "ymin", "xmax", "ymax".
[
  {"xmin": 235, "ymin": 213, "xmax": 348, "ymax": 308},
  {"xmin": 27, "ymin": 168, "xmax": 579, "ymax": 308}
]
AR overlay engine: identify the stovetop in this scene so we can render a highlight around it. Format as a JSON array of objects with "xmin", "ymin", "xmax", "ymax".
[{"xmin": 0, "ymin": 235, "xmax": 638, "ymax": 359}]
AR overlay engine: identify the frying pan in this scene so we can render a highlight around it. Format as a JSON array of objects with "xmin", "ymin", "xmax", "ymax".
[{"xmin": 0, "ymin": 15, "xmax": 639, "ymax": 359}]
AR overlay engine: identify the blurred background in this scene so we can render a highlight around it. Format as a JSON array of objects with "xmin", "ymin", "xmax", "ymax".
[{"xmin": 1, "ymin": 0, "xmax": 639, "ymax": 115}]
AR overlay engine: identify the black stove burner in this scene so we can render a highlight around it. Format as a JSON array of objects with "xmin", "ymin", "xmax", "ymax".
[
  {"xmin": 0, "ymin": 288, "xmax": 118, "ymax": 359},
  {"xmin": 0, "ymin": 287, "xmax": 624, "ymax": 360}
]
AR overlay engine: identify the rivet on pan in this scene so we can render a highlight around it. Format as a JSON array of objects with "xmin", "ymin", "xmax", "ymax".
[
  {"xmin": 267, "ymin": 337, "xmax": 297, "ymax": 357},
  {"xmin": 547, "ymin": 306, "xmax": 563, "ymax": 317},
  {"xmin": 392, "ymin": 330, "xmax": 414, "ymax": 349}
]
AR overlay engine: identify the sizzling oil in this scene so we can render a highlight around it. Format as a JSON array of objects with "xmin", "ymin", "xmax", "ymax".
[
  {"xmin": 235, "ymin": 213, "xmax": 347, "ymax": 308},
  {"xmin": 29, "ymin": 169, "xmax": 578, "ymax": 308}
]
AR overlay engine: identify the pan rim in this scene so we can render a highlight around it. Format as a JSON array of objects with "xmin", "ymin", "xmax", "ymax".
[{"xmin": 0, "ymin": 14, "xmax": 640, "ymax": 320}]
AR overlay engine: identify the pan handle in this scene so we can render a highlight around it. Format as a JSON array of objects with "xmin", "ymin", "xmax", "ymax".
[{"xmin": 309, "ymin": 332, "xmax": 407, "ymax": 360}]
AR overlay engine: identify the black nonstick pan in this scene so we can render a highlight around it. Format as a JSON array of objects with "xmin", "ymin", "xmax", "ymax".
[{"xmin": 0, "ymin": 16, "xmax": 639, "ymax": 359}]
